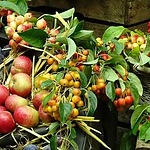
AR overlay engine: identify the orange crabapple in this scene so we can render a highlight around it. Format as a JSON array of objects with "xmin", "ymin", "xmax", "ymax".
[
  {"xmin": 72, "ymin": 95, "xmax": 81, "ymax": 104},
  {"xmin": 64, "ymin": 73, "xmax": 73, "ymax": 81},
  {"xmin": 76, "ymin": 100, "xmax": 84, "ymax": 107},
  {"xmin": 60, "ymin": 78, "xmax": 69, "ymax": 87},
  {"xmin": 48, "ymin": 99, "xmax": 57, "ymax": 107},
  {"xmin": 115, "ymin": 88, "xmax": 122, "ymax": 96},
  {"xmin": 71, "ymin": 108, "xmax": 79, "ymax": 118},
  {"xmin": 47, "ymin": 57, "xmax": 54, "ymax": 65},
  {"xmin": 72, "ymin": 88, "xmax": 81, "ymax": 96},
  {"xmin": 82, "ymin": 49, "xmax": 89, "ymax": 56},
  {"xmin": 73, "ymin": 81, "xmax": 81, "ymax": 88},
  {"xmin": 117, "ymin": 98, "xmax": 125, "ymax": 107},
  {"xmin": 68, "ymin": 80, "xmax": 74, "ymax": 87}
]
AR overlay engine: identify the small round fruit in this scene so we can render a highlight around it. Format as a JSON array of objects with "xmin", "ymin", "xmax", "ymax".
[
  {"xmin": 71, "ymin": 108, "xmax": 79, "ymax": 118},
  {"xmin": 72, "ymin": 88, "xmax": 81, "ymax": 96},
  {"xmin": 117, "ymin": 98, "xmax": 125, "ymax": 107},
  {"xmin": 125, "ymin": 96, "xmax": 133, "ymax": 105},
  {"xmin": 73, "ymin": 81, "xmax": 80, "ymax": 88},
  {"xmin": 60, "ymin": 79, "xmax": 69, "ymax": 87},
  {"xmin": 72, "ymin": 95, "xmax": 81, "ymax": 104},
  {"xmin": 115, "ymin": 88, "xmax": 122, "ymax": 96}
]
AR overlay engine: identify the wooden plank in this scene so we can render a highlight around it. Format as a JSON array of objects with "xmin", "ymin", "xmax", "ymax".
[{"xmin": 28, "ymin": 0, "xmax": 150, "ymax": 25}]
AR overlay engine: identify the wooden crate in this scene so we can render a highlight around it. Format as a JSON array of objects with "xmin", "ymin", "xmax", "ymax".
[{"xmin": 28, "ymin": 0, "xmax": 150, "ymax": 25}]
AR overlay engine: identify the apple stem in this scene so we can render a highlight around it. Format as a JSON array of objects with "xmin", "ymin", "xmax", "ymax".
[{"xmin": 18, "ymin": 125, "xmax": 50, "ymax": 144}]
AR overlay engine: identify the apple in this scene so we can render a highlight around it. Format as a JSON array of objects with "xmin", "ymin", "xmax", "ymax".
[
  {"xmin": 38, "ymin": 104, "xmax": 53, "ymax": 123},
  {"xmin": 0, "ymin": 111, "xmax": 16, "ymax": 134},
  {"xmin": 32, "ymin": 90, "xmax": 49, "ymax": 110},
  {"xmin": 15, "ymin": 15, "xmax": 25, "ymax": 25},
  {"xmin": 7, "ymin": 14, "xmax": 15, "ymax": 23},
  {"xmin": 0, "ymin": 106, "xmax": 7, "ymax": 111},
  {"xmin": 24, "ymin": 13, "xmax": 33, "ymax": 21},
  {"xmin": 13, "ymin": 105, "xmax": 39, "ymax": 128},
  {"xmin": 10, "ymin": 55, "xmax": 32, "ymax": 75},
  {"xmin": 5, "ymin": 94, "xmax": 28, "ymax": 112},
  {"xmin": 5, "ymin": 26, "xmax": 15, "ymax": 37},
  {"xmin": 0, "ymin": 85, "xmax": 10, "ymax": 105},
  {"xmin": 9, "ymin": 73, "xmax": 32, "ymax": 98},
  {"xmin": 137, "ymin": 36, "xmax": 145, "ymax": 45},
  {"xmin": 36, "ymin": 18, "xmax": 47, "ymax": 30},
  {"xmin": 12, "ymin": 32, "xmax": 22, "ymax": 43}
]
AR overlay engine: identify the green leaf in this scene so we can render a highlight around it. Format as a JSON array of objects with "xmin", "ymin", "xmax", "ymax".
[
  {"xmin": 131, "ymin": 104, "xmax": 149, "ymax": 129},
  {"xmin": 69, "ymin": 139, "xmax": 79, "ymax": 150},
  {"xmin": 42, "ymin": 87, "xmax": 56, "ymax": 107},
  {"xmin": 130, "ymin": 82, "xmax": 140, "ymax": 107},
  {"xmin": 55, "ymin": 8, "xmax": 75, "ymax": 19},
  {"xmin": 82, "ymin": 58, "xmax": 98, "ymax": 65},
  {"xmin": 119, "ymin": 78, "xmax": 126, "ymax": 92},
  {"xmin": 105, "ymin": 82, "xmax": 115, "ymax": 101},
  {"xmin": 68, "ymin": 21, "xmax": 84, "ymax": 37},
  {"xmin": 66, "ymin": 38, "xmax": 76, "ymax": 60},
  {"xmin": 86, "ymin": 91, "xmax": 98, "ymax": 116},
  {"xmin": 70, "ymin": 128, "xmax": 77, "ymax": 139},
  {"xmin": 102, "ymin": 66, "xmax": 118, "ymax": 82},
  {"xmin": 120, "ymin": 131, "xmax": 136, "ymax": 150},
  {"xmin": 59, "ymin": 102, "xmax": 73, "ymax": 125},
  {"xmin": 16, "ymin": 0, "xmax": 28, "ymax": 15},
  {"xmin": 113, "ymin": 64, "xmax": 126, "ymax": 78},
  {"xmin": 78, "ymin": 71, "xmax": 87, "ymax": 88},
  {"xmin": 55, "ymin": 72, "xmax": 64, "ymax": 83},
  {"xmin": 19, "ymin": 29, "xmax": 48, "ymax": 48},
  {"xmin": 83, "ymin": 66, "xmax": 92, "ymax": 80},
  {"xmin": 44, "ymin": 8, "xmax": 75, "ymax": 19},
  {"xmin": 0, "ymin": 1, "xmax": 20, "ymax": 14},
  {"xmin": 139, "ymin": 121, "xmax": 150, "ymax": 142},
  {"xmin": 128, "ymin": 73, "xmax": 143, "ymax": 96},
  {"xmin": 139, "ymin": 53, "xmax": 150, "ymax": 66},
  {"xmin": 49, "ymin": 122, "xmax": 60, "ymax": 135},
  {"xmin": 112, "ymin": 39, "xmax": 124, "ymax": 54},
  {"xmin": 73, "ymin": 30, "xmax": 93, "ymax": 41},
  {"xmin": 102, "ymin": 26, "xmax": 128, "ymax": 42},
  {"xmin": 105, "ymin": 54, "xmax": 128, "ymax": 69},
  {"xmin": 50, "ymin": 135, "xmax": 57, "ymax": 150},
  {"xmin": 41, "ymin": 79, "xmax": 53, "ymax": 89}
]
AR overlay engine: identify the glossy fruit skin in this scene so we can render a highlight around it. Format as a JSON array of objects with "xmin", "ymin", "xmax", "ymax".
[
  {"xmin": 10, "ymin": 55, "xmax": 32, "ymax": 75},
  {"xmin": 32, "ymin": 90, "xmax": 49, "ymax": 110},
  {"xmin": 0, "ymin": 85, "xmax": 10, "ymax": 105},
  {"xmin": 9, "ymin": 73, "xmax": 32, "ymax": 98},
  {"xmin": 125, "ymin": 96, "xmax": 133, "ymax": 105},
  {"xmin": 0, "ymin": 106, "xmax": 7, "ymax": 111},
  {"xmin": 115, "ymin": 88, "xmax": 122, "ymax": 96},
  {"xmin": 0, "ymin": 111, "xmax": 16, "ymax": 134},
  {"xmin": 5, "ymin": 94, "xmax": 28, "ymax": 112},
  {"xmin": 117, "ymin": 98, "xmax": 125, "ymax": 107},
  {"xmin": 14, "ymin": 105, "xmax": 39, "ymax": 128},
  {"xmin": 38, "ymin": 104, "xmax": 53, "ymax": 123}
]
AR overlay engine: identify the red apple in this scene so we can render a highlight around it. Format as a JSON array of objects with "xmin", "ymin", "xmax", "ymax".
[
  {"xmin": 0, "ymin": 106, "xmax": 7, "ymax": 111},
  {"xmin": 5, "ymin": 94, "xmax": 28, "ymax": 112},
  {"xmin": 0, "ymin": 111, "xmax": 16, "ymax": 134},
  {"xmin": 13, "ymin": 105, "xmax": 39, "ymax": 128},
  {"xmin": 0, "ymin": 85, "xmax": 10, "ymax": 105},
  {"xmin": 38, "ymin": 104, "xmax": 53, "ymax": 123},
  {"xmin": 32, "ymin": 90, "xmax": 49, "ymax": 110},
  {"xmin": 9, "ymin": 73, "xmax": 32, "ymax": 98},
  {"xmin": 10, "ymin": 55, "xmax": 32, "ymax": 75}
]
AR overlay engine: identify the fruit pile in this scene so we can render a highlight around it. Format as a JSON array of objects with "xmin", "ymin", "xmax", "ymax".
[{"xmin": 0, "ymin": 1, "xmax": 146, "ymax": 149}]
